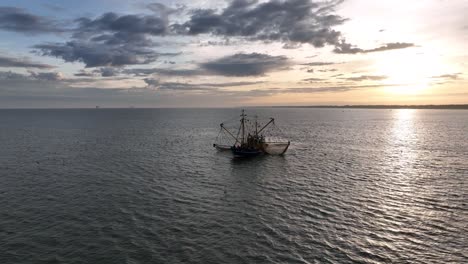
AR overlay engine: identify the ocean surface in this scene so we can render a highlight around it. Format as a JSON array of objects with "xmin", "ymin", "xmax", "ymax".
[{"xmin": 0, "ymin": 108, "xmax": 467, "ymax": 264}]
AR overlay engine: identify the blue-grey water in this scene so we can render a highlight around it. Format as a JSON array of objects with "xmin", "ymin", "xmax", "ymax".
[{"xmin": 0, "ymin": 108, "xmax": 467, "ymax": 264}]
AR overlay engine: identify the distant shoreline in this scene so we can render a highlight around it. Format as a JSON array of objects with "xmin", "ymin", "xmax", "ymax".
[{"xmin": 267, "ymin": 105, "xmax": 468, "ymax": 110}]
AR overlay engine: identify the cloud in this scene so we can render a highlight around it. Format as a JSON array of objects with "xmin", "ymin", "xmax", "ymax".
[
  {"xmin": 73, "ymin": 12, "xmax": 170, "ymax": 41},
  {"xmin": 333, "ymin": 41, "xmax": 364, "ymax": 54},
  {"xmin": 158, "ymin": 82, "xmax": 214, "ymax": 91},
  {"xmin": 0, "ymin": 7, "xmax": 64, "ymax": 34},
  {"xmin": 28, "ymin": 71, "xmax": 63, "ymax": 81},
  {"xmin": 74, "ymin": 70, "xmax": 96, "ymax": 77},
  {"xmin": 123, "ymin": 67, "xmax": 204, "ymax": 77},
  {"xmin": 144, "ymin": 78, "xmax": 263, "ymax": 90},
  {"xmin": 302, "ymin": 78, "xmax": 326, "ymax": 82},
  {"xmin": 33, "ymin": 41, "xmax": 162, "ymax": 67},
  {"xmin": 0, "ymin": 70, "xmax": 29, "ymax": 80},
  {"xmin": 95, "ymin": 67, "xmax": 120, "ymax": 77},
  {"xmin": 334, "ymin": 41, "xmax": 415, "ymax": 54},
  {"xmin": 174, "ymin": 0, "xmax": 345, "ymax": 47},
  {"xmin": 0, "ymin": 70, "xmax": 62, "ymax": 81},
  {"xmin": 341, "ymin": 75, "xmax": 387, "ymax": 81},
  {"xmin": 144, "ymin": 78, "xmax": 159, "ymax": 87},
  {"xmin": 204, "ymin": 81, "xmax": 263, "ymax": 87},
  {"xmin": 364, "ymin": 42, "xmax": 415, "ymax": 53},
  {"xmin": 33, "ymin": 5, "xmax": 180, "ymax": 68},
  {"xmin": 317, "ymin": 69, "xmax": 338, "ymax": 72},
  {"xmin": 0, "ymin": 55, "xmax": 54, "ymax": 69},
  {"xmin": 125, "ymin": 54, "xmax": 290, "ymax": 77},
  {"xmin": 246, "ymin": 84, "xmax": 402, "ymax": 96},
  {"xmin": 71, "ymin": 6, "xmax": 186, "ymax": 46},
  {"xmin": 200, "ymin": 53, "xmax": 290, "ymax": 76},
  {"xmin": 282, "ymin": 42, "xmax": 302, "ymax": 49},
  {"xmin": 144, "ymin": 79, "xmax": 213, "ymax": 91},
  {"xmin": 147, "ymin": 3, "xmax": 184, "ymax": 17},
  {"xmin": 301, "ymin": 62, "xmax": 337, "ymax": 66},
  {"xmin": 431, "ymin": 73, "xmax": 461, "ymax": 80}
]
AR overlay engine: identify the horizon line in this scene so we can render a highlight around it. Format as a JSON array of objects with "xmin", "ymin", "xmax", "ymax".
[{"xmin": 1, "ymin": 104, "xmax": 468, "ymax": 110}]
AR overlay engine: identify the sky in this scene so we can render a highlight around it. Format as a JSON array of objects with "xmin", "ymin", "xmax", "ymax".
[{"xmin": 0, "ymin": 0, "xmax": 466, "ymax": 108}]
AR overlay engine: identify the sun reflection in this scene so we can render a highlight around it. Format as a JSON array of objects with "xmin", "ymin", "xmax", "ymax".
[
  {"xmin": 395, "ymin": 109, "xmax": 415, "ymax": 121},
  {"xmin": 392, "ymin": 109, "xmax": 416, "ymax": 146}
]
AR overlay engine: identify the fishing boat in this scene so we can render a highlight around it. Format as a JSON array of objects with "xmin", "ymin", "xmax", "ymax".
[{"xmin": 213, "ymin": 110, "xmax": 290, "ymax": 157}]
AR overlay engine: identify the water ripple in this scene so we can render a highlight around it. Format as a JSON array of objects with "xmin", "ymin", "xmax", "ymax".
[{"xmin": 0, "ymin": 108, "xmax": 467, "ymax": 263}]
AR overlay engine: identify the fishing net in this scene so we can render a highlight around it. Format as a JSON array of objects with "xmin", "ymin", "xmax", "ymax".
[
  {"xmin": 262, "ymin": 142, "xmax": 290, "ymax": 155},
  {"xmin": 259, "ymin": 121, "xmax": 290, "ymax": 155}
]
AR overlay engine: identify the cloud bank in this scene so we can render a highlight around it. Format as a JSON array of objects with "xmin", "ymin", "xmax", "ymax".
[
  {"xmin": 175, "ymin": 0, "xmax": 345, "ymax": 47},
  {"xmin": 0, "ymin": 55, "xmax": 54, "ymax": 69},
  {"xmin": 0, "ymin": 7, "xmax": 64, "ymax": 34}
]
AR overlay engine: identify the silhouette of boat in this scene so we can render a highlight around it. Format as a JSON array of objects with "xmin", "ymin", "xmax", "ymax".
[{"xmin": 213, "ymin": 110, "xmax": 290, "ymax": 157}]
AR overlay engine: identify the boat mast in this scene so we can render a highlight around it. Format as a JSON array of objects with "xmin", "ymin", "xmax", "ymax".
[
  {"xmin": 255, "ymin": 115, "xmax": 258, "ymax": 137},
  {"xmin": 241, "ymin": 109, "xmax": 246, "ymax": 145}
]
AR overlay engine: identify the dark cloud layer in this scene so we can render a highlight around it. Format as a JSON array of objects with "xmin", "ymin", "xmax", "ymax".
[
  {"xmin": 82, "ymin": 67, "xmax": 207, "ymax": 77},
  {"xmin": 0, "ymin": 2, "xmax": 416, "ymax": 71},
  {"xmin": 176, "ymin": 0, "xmax": 414, "ymax": 53},
  {"xmin": 75, "ymin": 13, "xmax": 168, "ymax": 37},
  {"xmin": 32, "ymin": 6, "xmax": 180, "ymax": 68},
  {"xmin": 73, "ymin": 11, "xmax": 175, "ymax": 47},
  {"xmin": 33, "ymin": 42, "xmax": 165, "ymax": 68},
  {"xmin": 0, "ymin": 2, "xmax": 417, "ymax": 72},
  {"xmin": 175, "ymin": 0, "xmax": 345, "ymax": 47},
  {"xmin": 200, "ymin": 53, "xmax": 290, "ymax": 76},
  {"xmin": 0, "ymin": 7, "xmax": 64, "ymax": 34},
  {"xmin": 0, "ymin": 55, "xmax": 54, "ymax": 69},
  {"xmin": 143, "ymin": 78, "xmax": 261, "ymax": 91}
]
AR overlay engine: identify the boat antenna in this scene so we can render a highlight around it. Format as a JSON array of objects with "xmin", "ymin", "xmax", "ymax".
[{"xmin": 241, "ymin": 109, "xmax": 246, "ymax": 145}]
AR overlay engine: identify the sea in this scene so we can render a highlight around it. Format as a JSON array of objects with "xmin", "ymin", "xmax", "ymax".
[{"xmin": 0, "ymin": 108, "xmax": 467, "ymax": 264}]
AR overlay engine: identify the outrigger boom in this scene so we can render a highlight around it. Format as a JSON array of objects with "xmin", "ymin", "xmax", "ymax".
[{"xmin": 220, "ymin": 123, "xmax": 239, "ymax": 145}]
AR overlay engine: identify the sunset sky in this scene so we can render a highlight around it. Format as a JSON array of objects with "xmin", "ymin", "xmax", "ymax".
[{"xmin": 0, "ymin": 0, "xmax": 466, "ymax": 108}]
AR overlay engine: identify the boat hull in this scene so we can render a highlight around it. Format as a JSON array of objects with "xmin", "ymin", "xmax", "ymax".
[
  {"xmin": 231, "ymin": 147, "xmax": 263, "ymax": 157},
  {"xmin": 213, "ymin": 144, "xmax": 232, "ymax": 151}
]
